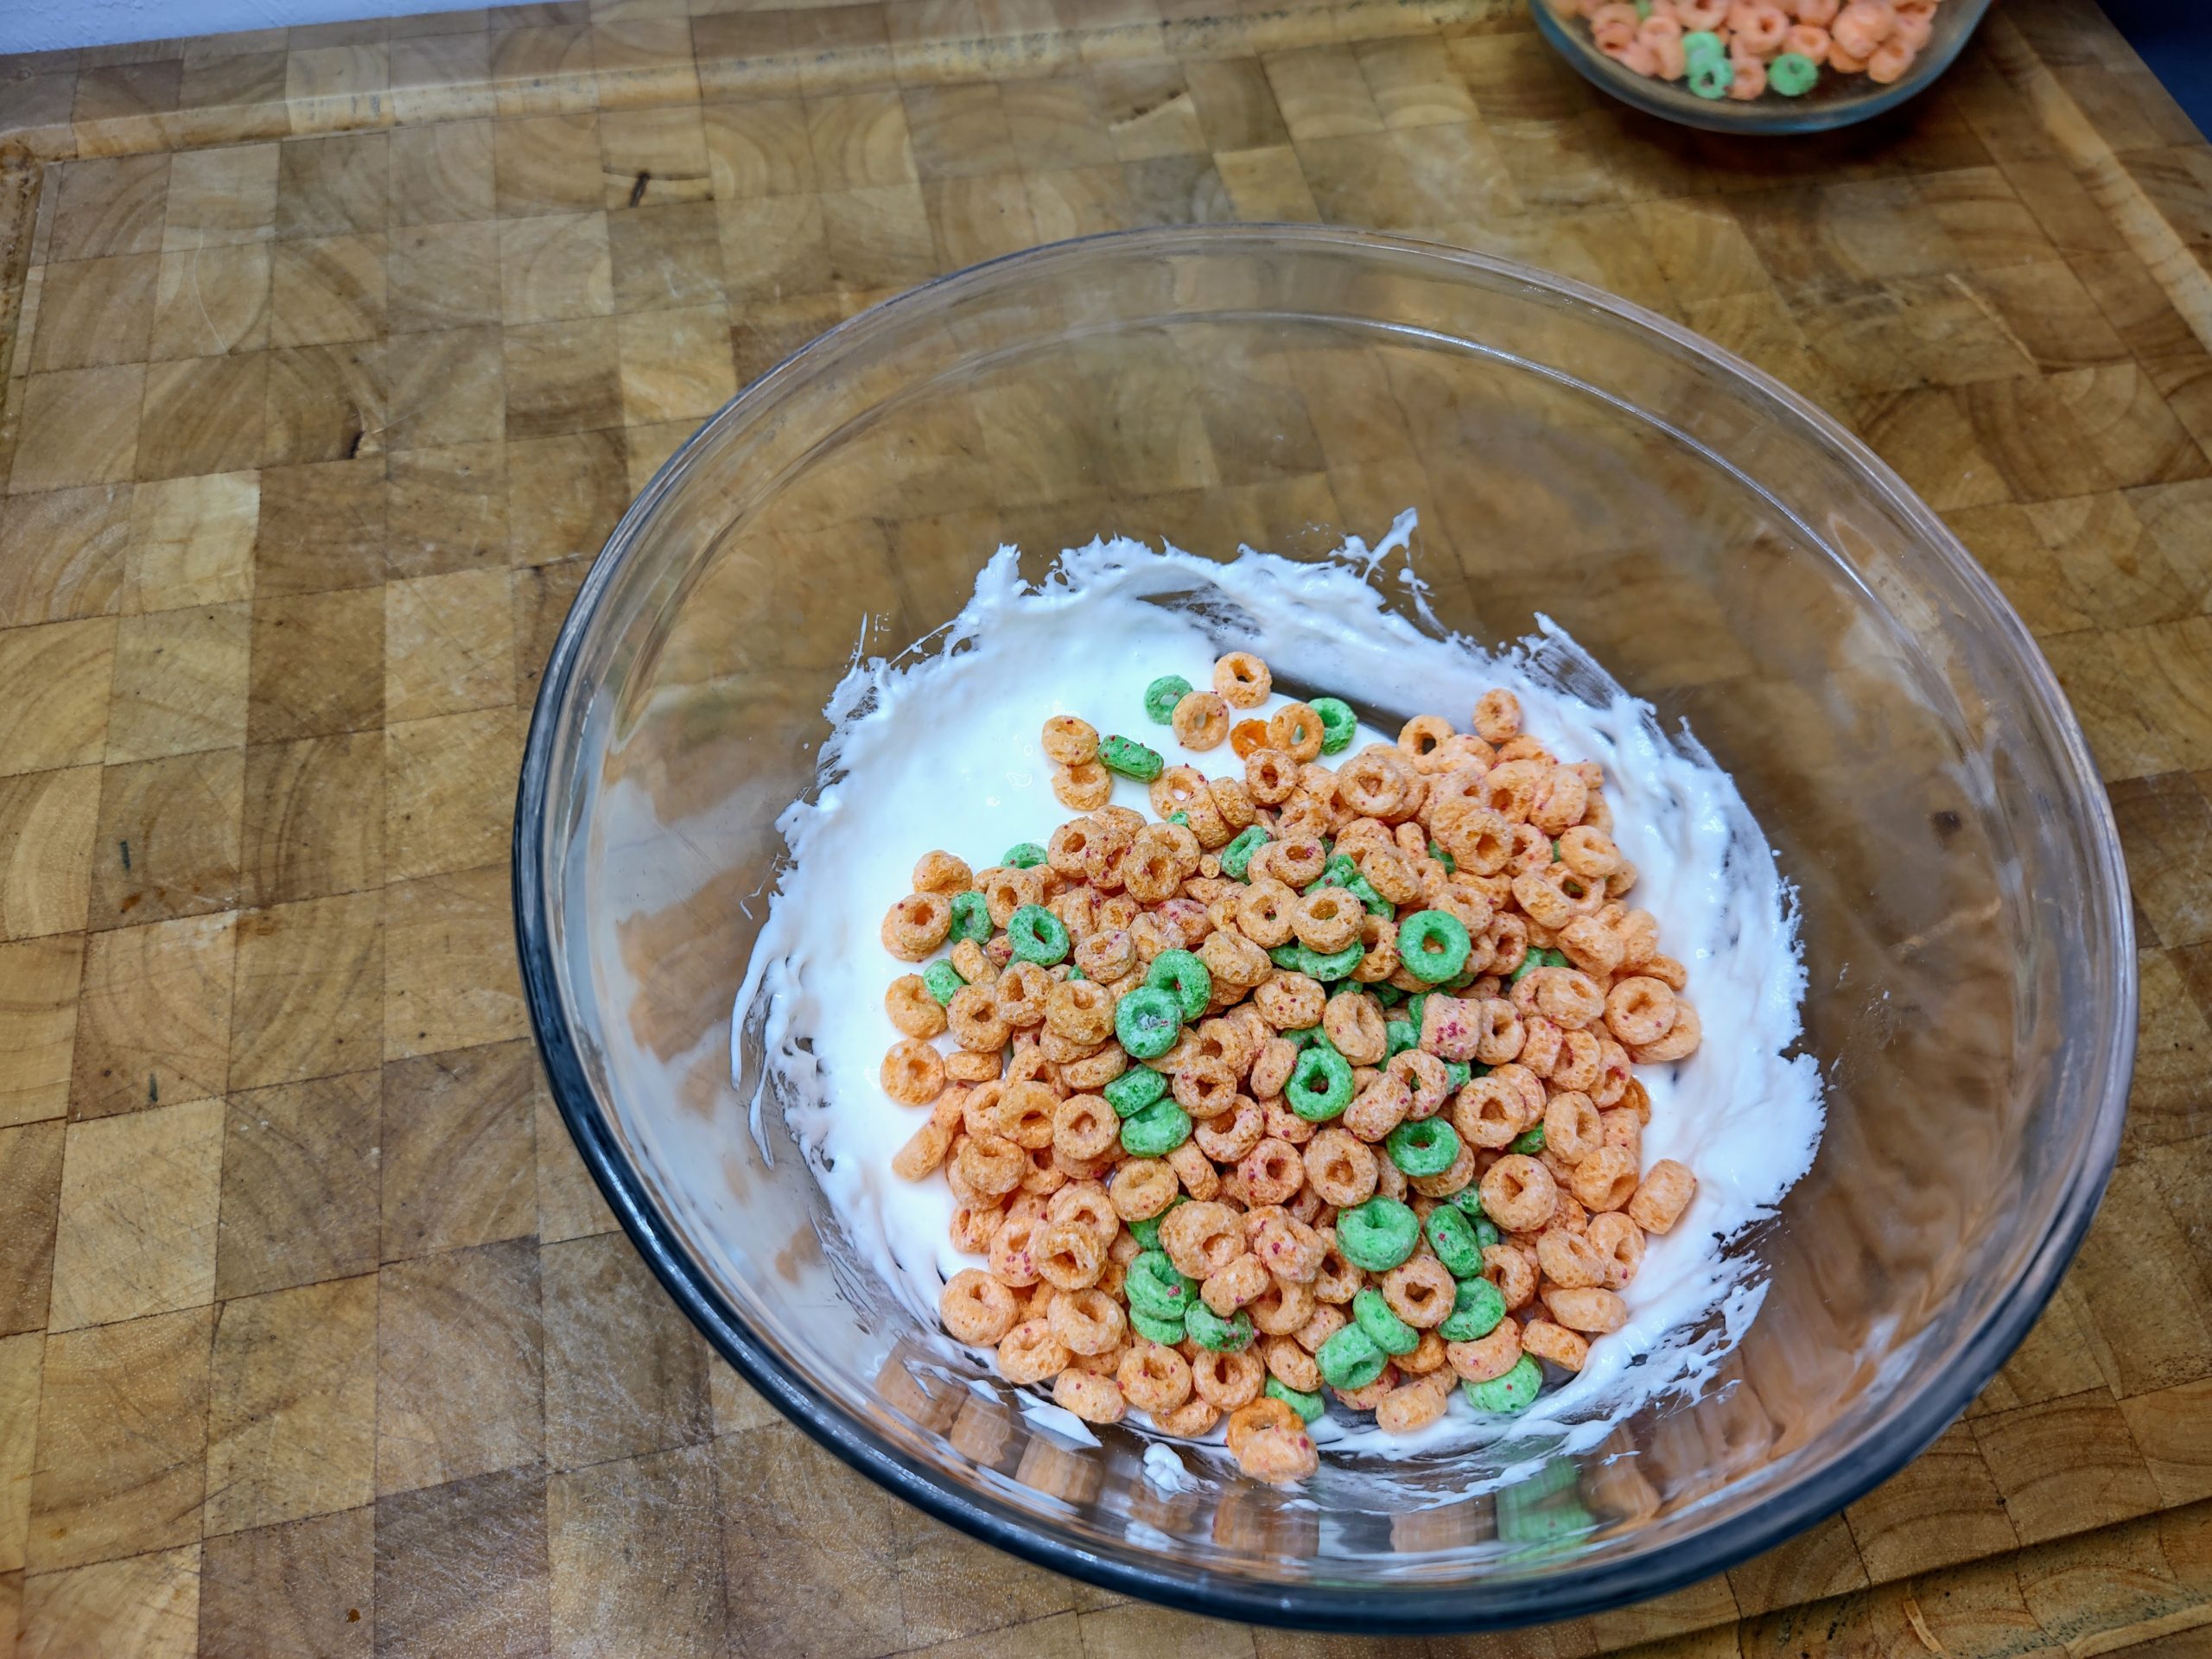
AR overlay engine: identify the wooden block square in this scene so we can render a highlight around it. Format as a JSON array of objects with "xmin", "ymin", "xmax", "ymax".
[
  {"xmin": 387, "ymin": 222, "xmax": 503, "ymax": 334},
  {"xmin": 534, "ymin": 1080, "xmax": 616, "ymax": 1244},
  {"xmin": 69, "ymin": 912, "xmax": 234, "ymax": 1119},
  {"xmin": 727, "ymin": 291, "xmax": 842, "ymax": 385},
  {"xmin": 1970, "ymin": 1387, "xmax": 2164, "ymax": 1546},
  {"xmin": 48, "ymin": 155, "xmax": 171, "ymax": 262},
  {"xmin": 621, "ymin": 419, "xmax": 691, "ymax": 494},
  {"xmin": 124, "ymin": 471, "xmax": 257, "ymax": 614},
  {"xmin": 262, "ymin": 342, "xmax": 394, "ymax": 467},
  {"xmin": 86, "ymin": 747, "xmax": 244, "ymax": 929},
  {"xmin": 137, "ymin": 353, "xmax": 270, "ymax": 483},
  {"xmin": 284, "ymin": 44, "xmax": 391, "ymax": 130},
  {"xmin": 492, "ymin": 25, "xmax": 597, "ymax": 120},
  {"xmin": 820, "ymin": 183, "xmax": 936, "ymax": 291},
  {"xmin": 385, "ymin": 572, "xmax": 515, "ymax": 725},
  {"xmin": 1355, "ymin": 35, "xmax": 1478, "ymax": 130},
  {"xmin": 376, "ymin": 1239, "xmax": 544, "ymax": 1495},
  {"xmin": 546, "ymin": 1446, "xmax": 725, "ymax": 1657},
  {"xmin": 2112, "ymin": 775, "xmax": 2212, "ymax": 948},
  {"xmin": 701, "ymin": 99, "xmax": 815, "ymax": 200},
  {"xmin": 691, "ymin": 10, "xmax": 799, "ymax": 101},
  {"xmin": 714, "ymin": 1422, "xmax": 904, "ymax": 1659},
  {"xmin": 1094, "ymin": 61, "xmax": 1208, "ymax": 162},
  {"xmin": 616, "ymin": 303, "xmax": 735, "ymax": 425},
  {"xmin": 505, "ymin": 430, "xmax": 625, "ymax": 567},
  {"xmin": 238, "ymin": 732, "xmax": 383, "ymax": 910},
  {"xmin": 373, "ymin": 1467, "xmax": 550, "ymax": 1657},
  {"xmin": 270, "ymin": 232, "xmax": 387, "ymax": 347},
  {"xmin": 383, "ymin": 865, "xmax": 527, "ymax": 1060},
  {"xmin": 925, "ymin": 174, "xmax": 1039, "ymax": 269},
  {"xmin": 0, "ymin": 768, "xmax": 100, "ymax": 943},
  {"xmin": 276, "ymin": 131, "xmax": 391, "ymax": 239},
  {"xmin": 164, "ymin": 143, "xmax": 281, "ymax": 251},
  {"xmin": 150, "ymin": 245, "xmax": 272, "ymax": 361},
  {"xmin": 198, "ymin": 1508, "xmax": 373, "ymax": 1659},
  {"xmin": 504, "ymin": 317, "xmax": 622, "ymax": 440},
  {"xmin": 27, "ymin": 254, "xmax": 158, "ymax": 373},
  {"xmin": 29, "ymin": 1307, "xmax": 211, "ymax": 1568},
  {"xmin": 72, "ymin": 60, "xmax": 181, "ymax": 151},
  {"xmin": 207, "ymin": 1274, "xmax": 378, "ymax": 1535},
  {"xmin": 1841, "ymin": 1417, "xmax": 2020, "ymax": 1581},
  {"xmin": 384, "ymin": 706, "xmax": 518, "ymax": 883},
  {"xmin": 214, "ymin": 1070, "xmax": 381, "ymax": 1300},
  {"xmin": 493, "ymin": 112, "xmax": 605, "ymax": 216},
  {"xmin": 0, "ymin": 930, "xmax": 84, "ymax": 1130},
  {"xmin": 391, "ymin": 118, "xmax": 497, "ymax": 226},
  {"xmin": 1264, "ymin": 45, "xmax": 1385, "ymax": 141},
  {"xmin": 606, "ymin": 199, "xmax": 723, "ymax": 313},
  {"xmin": 17, "ymin": 1543, "xmax": 202, "ymax": 1659},
  {"xmin": 0, "ymin": 1329, "xmax": 39, "ymax": 1571},
  {"xmin": 714, "ymin": 194, "xmax": 832, "ymax": 303},
  {"xmin": 808, "ymin": 90, "xmax": 917, "ymax": 190},
  {"xmin": 1184, "ymin": 58, "xmax": 1288, "ymax": 153},
  {"xmin": 498, "ymin": 212, "xmax": 613, "ymax": 324},
  {"xmin": 253, "ymin": 457, "xmax": 386, "ymax": 596},
  {"xmin": 104, "ymin": 602, "xmax": 251, "ymax": 762},
  {"xmin": 391, "ymin": 33, "xmax": 495, "ymax": 124},
  {"xmin": 389, "ymin": 442, "xmax": 507, "ymax": 578},
  {"xmin": 2, "ymin": 621, "xmax": 116, "ymax": 779},
  {"xmin": 246, "ymin": 588, "xmax": 385, "ymax": 747},
  {"xmin": 0, "ymin": 1120, "xmax": 64, "ymax": 1331},
  {"xmin": 229, "ymin": 890, "xmax": 383, "ymax": 1090},
  {"xmin": 595, "ymin": 108, "xmax": 711, "ymax": 208},
  {"xmin": 542, "ymin": 1231, "xmax": 711, "ymax": 1469},
  {"xmin": 176, "ymin": 48, "xmax": 289, "ymax": 128},
  {"xmin": 10, "ymin": 366, "xmax": 143, "ymax": 493},
  {"xmin": 0, "ymin": 484, "xmax": 131, "ymax": 630},
  {"xmin": 381, "ymin": 1039, "xmax": 536, "ymax": 1262},
  {"xmin": 384, "ymin": 326, "xmax": 505, "ymax": 452},
  {"xmin": 48, "ymin": 1098, "xmax": 224, "ymax": 1332}
]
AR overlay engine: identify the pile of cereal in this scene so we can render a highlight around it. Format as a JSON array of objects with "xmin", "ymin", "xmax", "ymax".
[
  {"xmin": 878, "ymin": 655, "xmax": 1700, "ymax": 1484},
  {"xmin": 1561, "ymin": 0, "xmax": 1945, "ymax": 101}
]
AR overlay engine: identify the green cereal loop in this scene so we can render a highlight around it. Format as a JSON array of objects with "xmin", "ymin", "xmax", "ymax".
[
  {"xmin": 1465, "ymin": 1352, "xmax": 1542, "ymax": 1414},
  {"xmin": 1266, "ymin": 1376, "xmax": 1326, "ymax": 1425},
  {"xmin": 1221, "ymin": 824, "xmax": 1269, "ymax": 880},
  {"xmin": 1146, "ymin": 950, "xmax": 1212, "ymax": 1020},
  {"xmin": 1688, "ymin": 53, "xmax": 1732, "ymax": 99},
  {"xmin": 1007, "ymin": 904, "xmax": 1069, "ymax": 965},
  {"xmin": 1099, "ymin": 734, "xmax": 1164, "ymax": 781},
  {"xmin": 1284, "ymin": 1025, "xmax": 1325, "ymax": 1050},
  {"xmin": 1336, "ymin": 1197, "xmax": 1420, "ymax": 1273},
  {"xmin": 1439, "ymin": 1276, "xmax": 1507, "ymax": 1342},
  {"xmin": 1185, "ymin": 1302, "xmax": 1255, "ymax": 1354},
  {"xmin": 1542, "ymin": 948, "xmax": 1571, "ymax": 969},
  {"xmin": 1121, "ymin": 1098, "xmax": 1192, "ymax": 1158},
  {"xmin": 1311, "ymin": 696, "xmax": 1358, "ymax": 755},
  {"xmin": 1346, "ymin": 872, "xmax": 1390, "ymax": 917},
  {"xmin": 1167, "ymin": 810, "xmax": 1190, "ymax": 826},
  {"xmin": 1399, "ymin": 910, "xmax": 1471, "ymax": 983},
  {"xmin": 1633, "ymin": 0, "xmax": 1650, "ymax": 13},
  {"xmin": 921, "ymin": 962, "xmax": 964, "ymax": 1005},
  {"xmin": 1269, "ymin": 940, "xmax": 1364, "ymax": 980},
  {"xmin": 1387, "ymin": 1116, "xmax": 1460, "ymax": 1178},
  {"xmin": 1115, "ymin": 985, "xmax": 1183, "ymax": 1059},
  {"xmin": 1372, "ymin": 983, "xmax": 1403, "ymax": 1007},
  {"xmin": 1306, "ymin": 853, "xmax": 1359, "ymax": 894},
  {"xmin": 1442, "ymin": 1059, "xmax": 1471, "ymax": 1090},
  {"xmin": 1128, "ymin": 1193, "xmax": 1185, "ymax": 1250},
  {"xmin": 1428, "ymin": 841, "xmax": 1455, "ymax": 873},
  {"xmin": 1127, "ymin": 1251, "xmax": 1195, "ymax": 1320},
  {"xmin": 1142, "ymin": 675, "xmax": 1193, "ymax": 724},
  {"xmin": 1550, "ymin": 839, "xmax": 1561, "ymax": 863},
  {"xmin": 1068, "ymin": 966, "xmax": 1084, "ymax": 980},
  {"xmin": 1427, "ymin": 1205, "xmax": 1484, "ymax": 1279},
  {"xmin": 1683, "ymin": 27, "xmax": 1725, "ymax": 60},
  {"xmin": 1405, "ymin": 992, "xmax": 1428, "ymax": 1033},
  {"xmin": 1384, "ymin": 1020, "xmax": 1418, "ymax": 1060},
  {"xmin": 1768, "ymin": 50, "xmax": 1819, "ymax": 95},
  {"xmin": 1444, "ymin": 966, "xmax": 1479, "ymax": 993},
  {"xmin": 1131, "ymin": 1308, "xmax": 1186, "ymax": 1346},
  {"xmin": 1510, "ymin": 1124, "xmax": 1547, "ymax": 1155},
  {"xmin": 1316, "ymin": 1323, "xmax": 1388, "ymax": 1393},
  {"xmin": 1353, "ymin": 1287, "xmax": 1420, "ymax": 1357},
  {"xmin": 1509, "ymin": 953, "xmax": 1541, "ymax": 986},
  {"xmin": 1104, "ymin": 1065, "xmax": 1169, "ymax": 1118},
  {"xmin": 1003, "ymin": 842, "xmax": 1046, "ymax": 868},
  {"xmin": 1286, "ymin": 1046, "xmax": 1355, "ymax": 1122},
  {"xmin": 947, "ymin": 890, "xmax": 991, "ymax": 944}
]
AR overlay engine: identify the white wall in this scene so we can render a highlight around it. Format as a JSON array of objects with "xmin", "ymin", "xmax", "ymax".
[{"xmin": 2, "ymin": 0, "xmax": 486, "ymax": 54}]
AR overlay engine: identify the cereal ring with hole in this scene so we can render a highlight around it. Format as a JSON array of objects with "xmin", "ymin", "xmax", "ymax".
[
  {"xmin": 1291, "ymin": 887, "xmax": 1361, "ymax": 956},
  {"xmin": 1480, "ymin": 1154, "xmax": 1558, "ymax": 1232},
  {"xmin": 1545, "ymin": 1286, "xmax": 1627, "ymax": 1336},
  {"xmin": 1052, "ymin": 1093, "xmax": 1119, "ymax": 1162},
  {"xmin": 994, "ymin": 1081, "xmax": 1058, "ymax": 1150},
  {"xmin": 1202, "ymin": 1252, "xmax": 1271, "ymax": 1317},
  {"xmin": 1520, "ymin": 1319, "xmax": 1588, "ymax": 1372},
  {"xmin": 1193, "ymin": 1096, "xmax": 1264, "ymax": 1163},
  {"xmin": 1052, "ymin": 761, "xmax": 1113, "ymax": 812},
  {"xmin": 1225, "ymin": 1395, "xmax": 1303, "ymax": 1459},
  {"xmin": 1572, "ymin": 1145, "xmax": 1639, "ymax": 1213},
  {"xmin": 1250, "ymin": 1274, "xmax": 1319, "ymax": 1338},
  {"xmin": 1472, "ymin": 689, "xmax": 1522, "ymax": 743},
  {"xmin": 1245, "ymin": 747, "xmax": 1300, "ymax": 804},
  {"xmin": 1376, "ymin": 1371, "xmax": 1452, "ymax": 1435},
  {"xmin": 1041, "ymin": 715, "xmax": 1097, "ymax": 766},
  {"xmin": 1448, "ymin": 1320, "xmax": 1522, "ymax": 1387},
  {"xmin": 1323, "ymin": 991, "xmax": 1388, "ymax": 1065},
  {"xmin": 940, "ymin": 1269, "xmax": 1018, "ymax": 1344},
  {"xmin": 1118, "ymin": 1339, "xmax": 1192, "ymax": 1414},
  {"xmin": 1192, "ymin": 1347, "xmax": 1266, "ymax": 1409},
  {"xmin": 880, "ymin": 893, "xmax": 952, "ymax": 961},
  {"xmin": 1558, "ymin": 913, "xmax": 1624, "ymax": 979},
  {"xmin": 1214, "ymin": 652, "xmax": 1271, "ymax": 708},
  {"xmin": 1044, "ymin": 978, "xmax": 1115, "ymax": 1046},
  {"xmin": 1529, "ymin": 766, "xmax": 1588, "ymax": 836},
  {"xmin": 1249, "ymin": 1211, "xmax": 1326, "ymax": 1282},
  {"xmin": 1586, "ymin": 1211, "xmax": 1643, "ymax": 1289},
  {"xmin": 1483, "ymin": 1243, "xmax": 1537, "ymax": 1313},
  {"xmin": 1160, "ymin": 1199, "xmax": 1244, "ymax": 1279},
  {"xmin": 1109, "ymin": 1157, "xmax": 1179, "ymax": 1222},
  {"xmin": 1264, "ymin": 1334, "xmax": 1323, "ymax": 1392},
  {"xmin": 1430, "ymin": 802, "xmax": 1513, "ymax": 876},
  {"xmin": 988, "ymin": 1211, "xmax": 1043, "ymax": 1285},
  {"xmin": 1343, "ymin": 1073, "xmax": 1413, "ymax": 1144},
  {"xmin": 1239, "ymin": 1137, "xmax": 1306, "ymax": 1206},
  {"xmin": 1382, "ymin": 1256, "xmax": 1455, "ymax": 1328},
  {"xmin": 1052, "ymin": 1366, "xmax": 1126, "ymax": 1423},
  {"xmin": 885, "ymin": 976, "xmax": 948, "ymax": 1039},
  {"xmin": 1452, "ymin": 1074, "xmax": 1532, "ymax": 1149},
  {"xmin": 995, "ymin": 1318, "xmax": 1068, "ymax": 1385},
  {"xmin": 1172, "ymin": 691, "xmax": 1230, "ymax": 751},
  {"xmin": 1046, "ymin": 818, "xmax": 1097, "ymax": 880},
  {"xmin": 1543, "ymin": 1090, "xmax": 1603, "ymax": 1164},
  {"xmin": 1253, "ymin": 971, "xmax": 1325, "ymax": 1031},
  {"xmin": 948, "ymin": 986, "xmax": 1012, "ymax": 1053},
  {"xmin": 1236, "ymin": 878, "xmax": 1297, "ymax": 949},
  {"xmin": 1557, "ymin": 825, "xmax": 1620, "ymax": 879},
  {"xmin": 1268, "ymin": 702, "xmax": 1326, "ymax": 762},
  {"xmin": 1388, "ymin": 1049, "xmax": 1451, "ymax": 1119},
  {"xmin": 1073, "ymin": 928, "xmax": 1136, "ymax": 984},
  {"xmin": 912, "ymin": 852, "xmax": 973, "ymax": 895},
  {"xmin": 1249, "ymin": 1036, "xmax": 1298, "ymax": 1101},
  {"xmin": 995, "ymin": 962, "xmax": 1053, "ymax": 1030},
  {"xmin": 1535, "ymin": 1226, "xmax": 1608, "ymax": 1290},
  {"xmin": 1399, "ymin": 715, "xmax": 1455, "ymax": 769},
  {"xmin": 1048, "ymin": 1281, "xmax": 1124, "ymax": 1351},
  {"xmin": 975, "ymin": 866, "xmax": 1044, "ymax": 928}
]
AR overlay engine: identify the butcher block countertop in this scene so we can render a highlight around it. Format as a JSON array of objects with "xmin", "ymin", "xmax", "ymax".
[{"xmin": 2, "ymin": 0, "xmax": 2210, "ymax": 1652}]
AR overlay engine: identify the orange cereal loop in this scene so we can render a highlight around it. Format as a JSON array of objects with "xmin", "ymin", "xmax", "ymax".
[
  {"xmin": 996, "ymin": 1318, "xmax": 1069, "ymax": 1386},
  {"xmin": 1447, "ymin": 1317, "xmax": 1522, "ymax": 1383},
  {"xmin": 1046, "ymin": 1283, "xmax": 1123, "ymax": 1354},
  {"xmin": 1060, "ymin": 1042, "xmax": 1127, "ymax": 1090},
  {"xmin": 1041, "ymin": 714, "xmax": 1098, "ymax": 766},
  {"xmin": 947, "ymin": 985, "xmax": 1011, "ymax": 1053},
  {"xmin": 1052, "ymin": 760, "xmax": 1113, "ymax": 811},
  {"xmin": 1535, "ymin": 1226, "xmax": 1608, "ymax": 1291},
  {"xmin": 1631, "ymin": 1000, "xmax": 1700, "ymax": 1065},
  {"xmin": 1160, "ymin": 1199, "xmax": 1244, "ymax": 1279},
  {"xmin": 944, "ymin": 1048, "xmax": 1001, "ymax": 1084},
  {"xmin": 1119, "ymin": 1340, "xmax": 1193, "ymax": 1414},
  {"xmin": 1545, "ymin": 1285, "xmax": 1627, "ymax": 1336},
  {"xmin": 880, "ymin": 1039, "xmax": 947, "ymax": 1107},
  {"xmin": 912, "ymin": 851, "xmax": 973, "ymax": 895},
  {"xmin": 1230, "ymin": 718, "xmax": 1271, "ymax": 759},
  {"xmin": 1045, "ymin": 977, "xmax": 1115, "ymax": 1046},
  {"xmin": 1268, "ymin": 701, "xmax": 1325, "ymax": 762},
  {"xmin": 1570, "ymin": 1145, "xmax": 1639, "ymax": 1214},
  {"xmin": 1250, "ymin": 1276, "xmax": 1317, "ymax": 1337},
  {"xmin": 1208, "ymin": 775, "xmax": 1257, "ymax": 832},
  {"xmin": 1264, "ymin": 1335, "xmax": 1323, "ymax": 1393},
  {"xmin": 976, "ymin": 864, "xmax": 1044, "ymax": 928},
  {"xmin": 1052, "ymin": 1093, "xmax": 1119, "ymax": 1163},
  {"xmin": 892, "ymin": 1119, "xmax": 955, "ymax": 1181},
  {"xmin": 884, "ymin": 974, "xmax": 948, "ymax": 1039},
  {"xmin": 1172, "ymin": 690, "xmax": 1231, "ymax": 752},
  {"xmin": 1321, "ymin": 989, "xmax": 1387, "ymax": 1065},
  {"xmin": 959, "ymin": 1132, "xmax": 1027, "ymax": 1199},
  {"xmin": 1398, "ymin": 715, "xmax": 1455, "ymax": 771},
  {"xmin": 1520, "ymin": 1318, "xmax": 1588, "ymax": 1373},
  {"xmin": 1244, "ymin": 747, "xmax": 1300, "ymax": 804},
  {"xmin": 940, "ymin": 1268, "xmax": 1019, "ymax": 1344},
  {"xmin": 1225, "ymin": 1396, "xmax": 1303, "ymax": 1462},
  {"xmin": 1238, "ymin": 1422, "xmax": 1319, "ymax": 1483},
  {"xmin": 1214, "ymin": 652, "xmax": 1272, "ymax": 709},
  {"xmin": 1334, "ymin": 1364, "xmax": 1401, "ymax": 1413},
  {"xmin": 1109, "ymin": 1157, "xmax": 1180, "ymax": 1222},
  {"xmin": 880, "ymin": 892, "xmax": 952, "ymax": 962},
  {"xmin": 1192, "ymin": 1347, "xmax": 1266, "ymax": 1410},
  {"xmin": 1480, "ymin": 1154, "xmax": 1557, "ymax": 1234},
  {"xmin": 1472, "ymin": 689, "xmax": 1522, "ymax": 744},
  {"xmin": 1586, "ymin": 1211, "xmax": 1644, "ymax": 1289},
  {"xmin": 1375, "ymin": 1371, "xmax": 1452, "ymax": 1436},
  {"xmin": 1627, "ymin": 1159, "xmax": 1697, "ymax": 1235},
  {"xmin": 1292, "ymin": 887, "xmax": 1362, "ymax": 955}
]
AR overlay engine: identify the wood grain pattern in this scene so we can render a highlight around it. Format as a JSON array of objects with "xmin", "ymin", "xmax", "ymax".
[{"xmin": 0, "ymin": 0, "xmax": 2206, "ymax": 1652}]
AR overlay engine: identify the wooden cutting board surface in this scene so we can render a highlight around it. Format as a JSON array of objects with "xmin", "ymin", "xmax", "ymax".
[{"xmin": 1, "ymin": 0, "xmax": 2209, "ymax": 1653}]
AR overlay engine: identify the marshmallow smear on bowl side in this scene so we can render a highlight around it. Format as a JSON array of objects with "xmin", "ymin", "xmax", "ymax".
[{"xmin": 732, "ymin": 517, "xmax": 1826, "ymax": 1484}]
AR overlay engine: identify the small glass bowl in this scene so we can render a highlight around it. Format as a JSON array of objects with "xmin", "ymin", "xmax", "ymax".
[{"xmin": 1529, "ymin": 0, "xmax": 1993, "ymax": 132}]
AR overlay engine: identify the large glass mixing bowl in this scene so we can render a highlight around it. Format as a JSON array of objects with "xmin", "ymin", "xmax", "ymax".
[{"xmin": 513, "ymin": 226, "xmax": 2133, "ymax": 1630}]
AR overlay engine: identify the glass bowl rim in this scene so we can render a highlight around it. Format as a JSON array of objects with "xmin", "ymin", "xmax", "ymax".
[
  {"xmin": 1526, "ymin": 0, "xmax": 1996, "ymax": 134},
  {"xmin": 512, "ymin": 223, "xmax": 2135, "ymax": 1632}
]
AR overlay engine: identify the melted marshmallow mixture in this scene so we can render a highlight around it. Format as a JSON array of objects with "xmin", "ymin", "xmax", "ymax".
[{"xmin": 733, "ymin": 521, "xmax": 1825, "ymax": 1463}]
